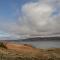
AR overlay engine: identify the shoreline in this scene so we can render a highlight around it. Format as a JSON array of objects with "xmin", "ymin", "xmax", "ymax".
[{"xmin": 0, "ymin": 42, "xmax": 60, "ymax": 60}]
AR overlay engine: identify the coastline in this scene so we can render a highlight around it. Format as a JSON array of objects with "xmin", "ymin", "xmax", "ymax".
[{"xmin": 0, "ymin": 42, "xmax": 60, "ymax": 60}]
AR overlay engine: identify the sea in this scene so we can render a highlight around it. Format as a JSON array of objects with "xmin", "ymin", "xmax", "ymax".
[{"xmin": 13, "ymin": 40, "xmax": 60, "ymax": 48}]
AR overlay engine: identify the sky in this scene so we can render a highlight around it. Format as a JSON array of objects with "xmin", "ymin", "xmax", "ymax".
[{"xmin": 0, "ymin": 0, "xmax": 60, "ymax": 39}]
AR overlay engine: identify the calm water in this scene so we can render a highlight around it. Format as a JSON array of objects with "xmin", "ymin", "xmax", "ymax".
[{"xmin": 15, "ymin": 40, "xmax": 60, "ymax": 48}]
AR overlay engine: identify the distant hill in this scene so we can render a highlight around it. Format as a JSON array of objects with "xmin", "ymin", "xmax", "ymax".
[
  {"xmin": 0, "ymin": 36, "xmax": 60, "ymax": 42},
  {"xmin": 19, "ymin": 36, "xmax": 60, "ymax": 41}
]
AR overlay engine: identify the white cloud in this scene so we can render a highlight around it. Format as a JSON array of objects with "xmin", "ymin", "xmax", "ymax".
[
  {"xmin": 17, "ymin": 1, "xmax": 54, "ymax": 37},
  {"xmin": 17, "ymin": 0, "xmax": 60, "ymax": 38},
  {"xmin": 1, "ymin": 0, "xmax": 60, "ymax": 39}
]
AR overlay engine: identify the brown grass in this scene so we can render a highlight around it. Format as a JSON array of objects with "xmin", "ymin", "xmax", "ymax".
[{"xmin": 0, "ymin": 42, "xmax": 60, "ymax": 60}]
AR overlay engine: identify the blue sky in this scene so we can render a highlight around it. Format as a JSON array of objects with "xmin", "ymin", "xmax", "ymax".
[
  {"xmin": 0, "ymin": 0, "xmax": 37, "ymax": 23},
  {"xmin": 0, "ymin": 0, "xmax": 35, "ymax": 39},
  {"xmin": 0, "ymin": 0, "xmax": 24, "ymax": 22},
  {"xmin": 0, "ymin": 0, "xmax": 60, "ymax": 39},
  {"xmin": 0, "ymin": 0, "xmax": 20, "ymax": 38}
]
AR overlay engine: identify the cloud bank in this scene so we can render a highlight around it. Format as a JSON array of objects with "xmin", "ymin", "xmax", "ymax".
[
  {"xmin": 1, "ymin": 0, "xmax": 60, "ymax": 39},
  {"xmin": 17, "ymin": 0, "xmax": 60, "ymax": 38}
]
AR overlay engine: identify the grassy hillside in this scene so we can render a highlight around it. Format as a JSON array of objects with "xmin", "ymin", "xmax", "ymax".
[{"xmin": 0, "ymin": 42, "xmax": 60, "ymax": 60}]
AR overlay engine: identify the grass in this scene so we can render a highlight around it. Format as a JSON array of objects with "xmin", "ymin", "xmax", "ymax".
[
  {"xmin": 0, "ymin": 42, "xmax": 7, "ymax": 49},
  {"xmin": 0, "ymin": 42, "xmax": 60, "ymax": 60}
]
